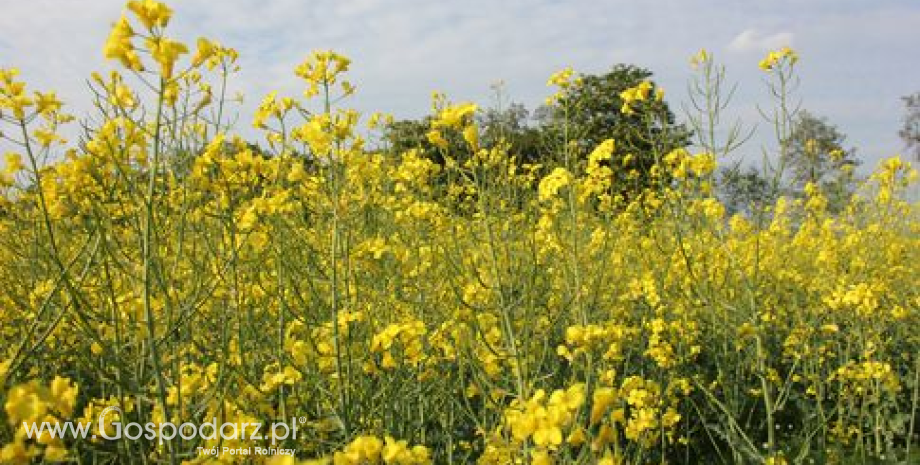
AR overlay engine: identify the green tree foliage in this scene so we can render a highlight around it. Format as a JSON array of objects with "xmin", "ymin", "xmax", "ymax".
[
  {"xmin": 899, "ymin": 92, "xmax": 920, "ymax": 161},
  {"xmin": 542, "ymin": 65, "xmax": 689, "ymax": 159},
  {"xmin": 383, "ymin": 103, "xmax": 544, "ymax": 167},
  {"xmin": 383, "ymin": 117, "xmax": 439, "ymax": 161},
  {"xmin": 477, "ymin": 102, "xmax": 544, "ymax": 163},
  {"xmin": 538, "ymin": 65, "xmax": 691, "ymax": 196},
  {"xmin": 382, "ymin": 64, "xmax": 690, "ymax": 198},
  {"xmin": 781, "ymin": 110, "xmax": 859, "ymax": 209},
  {"xmin": 717, "ymin": 166, "xmax": 775, "ymax": 217}
]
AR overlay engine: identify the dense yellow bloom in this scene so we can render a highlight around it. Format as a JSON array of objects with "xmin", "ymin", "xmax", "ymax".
[
  {"xmin": 581, "ymin": 139, "xmax": 616, "ymax": 202},
  {"xmin": 0, "ymin": 3, "xmax": 917, "ymax": 464},
  {"xmin": 293, "ymin": 114, "xmax": 334, "ymax": 155},
  {"xmin": 1, "ymin": 378, "xmax": 79, "ymax": 462},
  {"xmin": 332, "ymin": 435, "xmax": 430, "ymax": 465},
  {"xmin": 538, "ymin": 167, "xmax": 573, "ymax": 201}
]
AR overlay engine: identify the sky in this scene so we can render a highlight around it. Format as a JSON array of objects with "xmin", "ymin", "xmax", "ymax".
[{"xmin": 1, "ymin": 0, "xmax": 919, "ymax": 172}]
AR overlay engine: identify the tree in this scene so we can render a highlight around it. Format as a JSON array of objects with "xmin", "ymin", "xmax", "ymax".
[
  {"xmin": 383, "ymin": 64, "xmax": 691, "ymax": 199},
  {"xmin": 781, "ymin": 110, "xmax": 859, "ymax": 209},
  {"xmin": 541, "ymin": 64, "xmax": 691, "ymax": 192},
  {"xmin": 383, "ymin": 102, "xmax": 545, "ymax": 167},
  {"xmin": 477, "ymin": 102, "xmax": 544, "ymax": 163},
  {"xmin": 382, "ymin": 117, "xmax": 439, "ymax": 160},
  {"xmin": 899, "ymin": 92, "xmax": 920, "ymax": 161},
  {"xmin": 717, "ymin": 166, "xmax": 775, "ymax": 217}
]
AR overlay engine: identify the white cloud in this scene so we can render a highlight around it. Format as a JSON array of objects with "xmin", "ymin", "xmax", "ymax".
[{"xmin": 728, "ymin": 29, "xmax": 795, "ymax": 53}]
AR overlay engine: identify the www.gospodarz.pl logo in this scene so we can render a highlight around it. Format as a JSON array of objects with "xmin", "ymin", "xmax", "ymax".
[{"xmin": 23, "ymin": 406, "xmax": 304, "ymax": 446}]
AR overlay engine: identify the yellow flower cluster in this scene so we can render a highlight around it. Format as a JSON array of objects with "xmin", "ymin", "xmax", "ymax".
[
  {"xmin": 127, "ymin": 0, "xmax": 173, "ymax": 30},
  {"xmin": 618, "ymin": 80, "xmax": 662, "ymax": 115},
  {"xmin": 296, "ymin": 50, "xmax": 354, "ymax": 98},
  {"xmin": 759, "ymin": 46, "xmax": 798, "ymax": 71},
  {"xmin": 2, "ymin": 378, "xmax": 78, "ymax": 463},
  {"xmin": 580, "ymin": 139, "xmax": 615, "ymax": 204},
  {"xmin": 504, "ymin": 384, "xmax": 586, "ymax": 449},
  {"xmin": 426, "ymin": 97, "xmax": 479, "ymax": 150},
  {"xmin": 544, "ymin": 67, "xmax": 581, "ymax": 104},
  {"xmin": 556, "ymin": 323, "xmax": 634, "ymax": 362},
  {"xmin": 332, "ymin": 435, "xmax": 431, "ymax": 465},
  {"xmin": 538, "ymin": 167, "xmax": 573, "ymax": 202},
  {"xmin": 689, "ymin": 48, "xmax": 711, "ymax": 69},
  {"xmin": 104, "ymin": 16, "xmax": 143, "ymax": 71},
  {"xmin": 368, "ymin": 320, "xmax": 427, "ymax": 371},
  {"xmin": 663, "ymin": 148, "xmax": 716, "ymax": 179},
  {"xmin": 1, "ymin": 69, "xmax": 65, "ymax": 125}
]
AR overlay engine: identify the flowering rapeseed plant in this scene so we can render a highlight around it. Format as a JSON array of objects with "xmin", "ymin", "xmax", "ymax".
[{"xmin": 0, "ymin": 3, "xmax": 917, "ymax": 464}]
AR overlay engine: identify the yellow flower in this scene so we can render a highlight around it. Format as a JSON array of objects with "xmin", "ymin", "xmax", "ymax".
[
  {"xmin": 382, "ymin": 436, "xmax": 411, "ymax": 464},
  {"xmin": 34, "ymin": 91, "xmax": 62, "ymax": 115},
  {"xmin": 549, "ymin": 383, "xmax": 585, "ymax": 412},
  {"xmin": 43, "ymin": 445, "xmax": 68, "ymax": 462},
  {"xmin": 296, "ymin": 50, "xmax": 352, "ymax": 97},
  {"xmin": 433, "ymin": 102, "xmax": 477, "ymax": 129},
  {"xmin": 462, "ymin": 124, "xmax": 478, "ymax": 149},
  {"xmin": 145, "ymin": 36, "xmax": 188, "ymax": 79},
  {"xmin": 619, "ymin": 81, "xmax": 653, "ymax": 114},
  {"xmin": 566, "ymin": 426, "xmax": 586, "ymax": 445},
  {"xmin": 591, "ymin": 387, "xmax": 617, "ymax": 424},
  {"xmin": 532, "ymin": 423, "xmax": 563, "ymax": 448},
  {"xmin": 5, "ymin": 388, "xmax": 46, "ymax": 424},
  {"xmin": 625, "ymin": 407, "xmax": 658, "ymax": 440},
  {"xmin": 103, "ymin": 16, "xmax": 143, "ymax": 71},
  {"xmin": 759, "ymin": 46, "xmax": 798, "ymax": 71},
  {"xmin": 661, "ymin": 407, "xmax": 681, "ymax": 428},
  {"xmin": 426, "ymin": 129, "xmax": 448, "ymax": 150},
  {"xmin": 34, "ymin": 128, "xmax": 63, "ymax": 147},
  {"xmin": 689, "ymin": 152, "xmax": 716, "ymax": 176},
  {"xmin": 538, "ymin": 167, "xmax": 572, "ymax": 202},
  {"xmin": 690, "ymin": 48, "xmax": 710, "ymax": 68},
  {"xmin": 547, "ymin": 67, "xmax": 574, "ymax": 88},
  {"xmin": 588, "ymin": 139, "xmax": 615, "ymax": 164},
  {"xmin": 531, "ymin": 449, "xmax": 554, "ymax": 465},
  {"xmin": 4, "ymin": 153, "xmax": 24, "ymax": 174},
  {"xmin": 50, "ymin": 377, "xmax": 78, "ymax": 417},
  {"xmin": 294, "ymin": 116, "xmax": 334, "ymax": 155},
  {"xmin": 0, "ymin": 440, "xmax": 29, "ymax": 464},
  {"xmin": 597, "ymin": 450, "xmax": 622, "ymax": 465},
  {"xmin": 192, "ymin": 37, "xmax": 217, "ymax": 67},
  {"xmin": 127, "ymin": 0, "xmax": 173, "ymax": 30}
]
